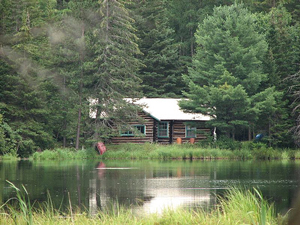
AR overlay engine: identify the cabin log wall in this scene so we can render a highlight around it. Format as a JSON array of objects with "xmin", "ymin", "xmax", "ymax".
[
  {"xmin": 110, "ymin": 112, "xmax": 155, "ymax": 144},
  {"xmin": 110, "ymin": 112, "xmax": 210, "ymax": 144},
  {"xmin": 171, "ymin": 120, "xmax": 210, "ymax": 143}
]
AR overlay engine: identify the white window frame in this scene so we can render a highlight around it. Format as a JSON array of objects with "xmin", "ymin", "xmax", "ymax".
[
  {"xmin": 120, "ymin": 125, "xmax": 146, "ymax": 136},
  {"xmin": 186, "ymin": 126, "xmax": 196, "ymax": 138},
  {"xmin": 158, "ymin": 122, "xmax": 169, "ymax": 138}
]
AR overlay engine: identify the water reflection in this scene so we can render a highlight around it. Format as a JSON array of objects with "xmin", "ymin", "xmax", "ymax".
[
  {"xmin": 88, "ymin": 161, "xmax": 218, "ymax": 215},
  {"xmin": 0, "ymin": 160, "xmax": 299, "ymax": 216},
  {"xmin": 140, "ymin": 178, "xmax": 214, "ymax": 214}
]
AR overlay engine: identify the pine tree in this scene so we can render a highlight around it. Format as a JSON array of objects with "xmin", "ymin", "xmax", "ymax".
[
  {"xmin": 180, "ymin": 3, "xmax": 283, "ymax": 142},
  {"xmin": 130, "ymin": 0, "xmax": 182, "ymax": 97},
  {"xmin": 48, "ymin": 0, "xmax": 98, "ymax": 149},
  {"xmin": 263, "ymin": 6, "xmax": 300, "ymax": 146},
  {"xmin": 85, "ymin": 0, "xmax": 143, "ymax": 142},
  {"xmin": 0, "ymin": 0, "xmax": 58, "ymax": 156}
]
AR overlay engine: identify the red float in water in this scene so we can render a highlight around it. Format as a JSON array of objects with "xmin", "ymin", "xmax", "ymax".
[{"xmin": 97, "ymin": 142, "xmax": 106, "ymax": 155}]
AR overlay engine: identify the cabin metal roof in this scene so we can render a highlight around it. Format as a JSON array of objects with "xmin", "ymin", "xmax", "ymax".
[{"xmin": 128, "ymin": 98, "xmax": 211, "ymax": 121}]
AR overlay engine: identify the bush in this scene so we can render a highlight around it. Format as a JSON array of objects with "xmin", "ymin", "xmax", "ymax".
[
  {"xmin": 215, "ymin": 136, "xmax": 242, "ymax": 150},
  {"xmin": 233, "ymin": 149, "xmax": 253, "ymax": 160}
]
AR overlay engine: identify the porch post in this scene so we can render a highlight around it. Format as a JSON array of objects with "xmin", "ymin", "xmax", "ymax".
[
  {"xmin": 169, "ymin": 120, "xmax": 173, "ymax": 144},
  {"xmin": 153, "ymin": 120, "xmax": 157, "ymax": 143}
]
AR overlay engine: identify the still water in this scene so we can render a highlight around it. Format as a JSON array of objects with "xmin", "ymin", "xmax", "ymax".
[{"xmin": 0, "ymin": 159, "xmax": 299, "ymax": 215}]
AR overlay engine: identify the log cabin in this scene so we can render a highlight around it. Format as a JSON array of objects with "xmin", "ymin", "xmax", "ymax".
[{"xmin": 110, "ymin": 98, "xmax": 211, "ymax": 144}]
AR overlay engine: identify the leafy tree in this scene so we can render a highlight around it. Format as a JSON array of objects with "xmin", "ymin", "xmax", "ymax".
[{"xmin": 180, "ymin": 3, "xmax": 283, "ymax": 143}]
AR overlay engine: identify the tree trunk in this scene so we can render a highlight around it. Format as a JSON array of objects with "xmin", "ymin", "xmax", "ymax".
[
  {"xmin": 248, "ymin": 123, "xmax": 251, "ymax": 141},
  {"xmin": 76, "ymin": 103, "xmax": 81, "ymax": 150},
  {"xmin": 76, "ymin": 22, "xmax": 85, "ymax": 150},
  {"xmin": 268, "ymin": 119, "xmax": 271, "ymax": 147},
  {"xmin": 190, "ymin": 29, "xmax": 193, "ymax": 57}
]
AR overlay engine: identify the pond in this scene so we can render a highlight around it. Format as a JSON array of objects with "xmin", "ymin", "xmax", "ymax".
[{"xmin": 0, "ymin": 159, "xmax": 299, "ymax": 215}]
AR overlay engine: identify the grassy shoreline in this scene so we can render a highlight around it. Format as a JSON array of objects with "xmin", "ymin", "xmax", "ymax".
[
  {"xmin": 0, "ymin": 185, "xmax": 287, "ymax": 225},
  {"xmin": 23, "ymin": 143, "xmax": 300, "ymax": 161},
  {"xmin": 1, "ymin": 144, "xmax": 296, "ymax": 224}
]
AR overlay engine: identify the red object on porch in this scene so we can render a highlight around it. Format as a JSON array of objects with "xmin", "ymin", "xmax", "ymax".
[
  {"xmin": 190, "ymin": 138, "xmax": 195, "ymax": 144},
  {"xmin": 176, "ymin": 138, "xmax": 182, "ymax": 144},
  {"xmin": 97, "ymin": 142, "xmax": 106, "ymax": 155}
]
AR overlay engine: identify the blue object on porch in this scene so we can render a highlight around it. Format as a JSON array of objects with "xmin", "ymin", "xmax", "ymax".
[{"xmin": 255, "ymin": 133, "xmax": 264, "ymax": 141}]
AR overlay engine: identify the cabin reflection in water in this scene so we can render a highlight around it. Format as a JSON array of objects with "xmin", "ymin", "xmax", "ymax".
[
  {"xmin": 89, "ymin": 162, "xmax": 217, "ymax": 215},
  {"xmin": 140, "ymin": 178, "xmax": 214, "ymax": 214}
]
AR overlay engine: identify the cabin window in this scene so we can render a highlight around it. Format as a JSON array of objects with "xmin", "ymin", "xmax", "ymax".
[
  {"xmin": 120, "ymin": 125, "xmax": 146, "ymax": 136},
  {"xmin": 186, "ymin": 126, "xmax": 196, "ymax": 138},
  {"xmin": 158, "ymin": 122, "xmax": 169, "ymax": 138},
  {"xmin": 135, "ymin": 125, "xmax": 146, "ymax": 134}
]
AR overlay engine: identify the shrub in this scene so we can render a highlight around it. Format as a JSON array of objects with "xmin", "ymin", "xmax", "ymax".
[{"xmin": 215, "ymin": 136, "xmax": 242, "ymax": 150}]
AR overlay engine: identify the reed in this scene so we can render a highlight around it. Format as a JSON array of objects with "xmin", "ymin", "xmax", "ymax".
[
  {"xmin": 216, "ymin": 188, "xmax": 277, "ymax": 225},
  {"xmin": 3, "ymin": 180, "xmax": 33, "ymax": 225}
]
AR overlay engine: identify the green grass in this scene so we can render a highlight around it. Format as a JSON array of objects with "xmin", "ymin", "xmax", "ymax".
[
  {"xmin": 31, "ymin": 148, "xmax": 98, "ymax": 160},
  {"xmin": 26, "ymin": 143, "xmax": 300, "ymax": 161},
  {"xmin": 0, "ymin": 182, "xmax": 286, "ymax": 225}
]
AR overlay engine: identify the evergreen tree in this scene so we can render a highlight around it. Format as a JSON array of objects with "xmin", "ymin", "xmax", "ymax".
[
  {"xmin": 262, "ymin": 6, "xmax": 300, "ymax": 146},
  {"xmin": 48, "ymin": 0, "xmax": 98, "ymax": 149},
  {"xmin": 131, "ymin": 0, "xmax": 183, "ymax": 97},
  {"xmin": 89, "ymin": 0, "xmax": 143, "ymax": 141},
  {"xmin": 0, "ymin": 0, "xmax": 58, "ymax": 156},
  {"xmin": 0, "ymin": 58, "xmax": 55, "ymax": 156},
  {"xmin": 167, "ymin": 0, "xmax": 202, "ymax": 58},
  {"xmin": 180, "ymin": 3, "xmax": 283, "ymax": 142},
  {"xmin": 289, "ymin": 70, "xmax": 300, "ymax": 146}
]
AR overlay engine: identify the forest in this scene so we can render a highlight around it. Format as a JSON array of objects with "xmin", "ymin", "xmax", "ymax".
[{"xmin": 0, "ymin": 0, "xmax": 299, "ymax": 157}]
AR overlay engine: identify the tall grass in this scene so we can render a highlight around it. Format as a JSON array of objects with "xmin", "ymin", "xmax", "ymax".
[
  {"xmin": 31, "ymin": 148, "xmax": 98, "ymax": 160},
  {"xmin": 30, "ymin": 143, "xmax": 300, "ymax": 161},
  {"xmin": 216, "ymin": 188, "xmax": 276, "ymax": 225},
  {"xmin": 0, "ymin": 181, "xmax": 286, "ymax": 225},
  {"xmin": 3, "ymin": 180, "xmax": 33, "ymax": 225}
]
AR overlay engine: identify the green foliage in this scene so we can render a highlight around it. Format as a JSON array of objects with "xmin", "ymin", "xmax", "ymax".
[
  {"xmin": 0, "ymin": 0, "xmax": 300, "ymax": 153},
  {"xmin": 191, "ymin": 3, "xmax": 267, "ymax": 94},
  {"xmin": 180, "ymin": 3, "xmax": 285, "ymax": 142},
  {"xmin": 5, "ymin": 180, "xmax": 33, "ymax": 225},
  {"xmin": 133, "ymin": 0, "xmax": 184, "ymax": 97},
  {"xmin": 258, "ymin": 5, "xmax": 300, "ymax": 147},
  {"xmin": 32, "ymin": 148, "xmax": 98, "ymax": 160},
  {"xmin": 0, "ymin": 114, "xmax": 5, "ymax": 151},
  {"xmin": 0, "ymin": 121, "xmax": 20, "ymax": 156},
  {"xmin": 0, "ymin": 185, "xmax": 280, "ymax": 225},
  {"xmin": 218, "ymin": 187, "xmax": 276, "ymax": 225},
  {"xmin": 215, "ymin": 136, "xmax": 242, "ymax": 150}
]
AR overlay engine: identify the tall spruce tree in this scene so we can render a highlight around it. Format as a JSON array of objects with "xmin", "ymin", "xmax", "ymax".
[
  {"xmin": 86, "ymin": 0, "xmax": 143, "ymax": 142},
  {"xmin": 262, "ymin": 6, "xmax": 300, "ymax": 146},
  {"xmin": 131, "ymin": 0, "xmax": 183, "ymax": 97},
  {"xmin": 48, "ymin": 0, "xmax": 99, "ymax": 149},
  {"xmin": 180, "ymin": 3, "xmax": 283, "ymax": 142},
  {"xmin": 0, "ymin": 0, "xmax": 58, "ymax": 156}
]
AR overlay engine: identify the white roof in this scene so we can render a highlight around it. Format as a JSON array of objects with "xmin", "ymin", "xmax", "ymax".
[{"xmin": 129, "ymin": 98, "xmax": 211, "ymax": 121}]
